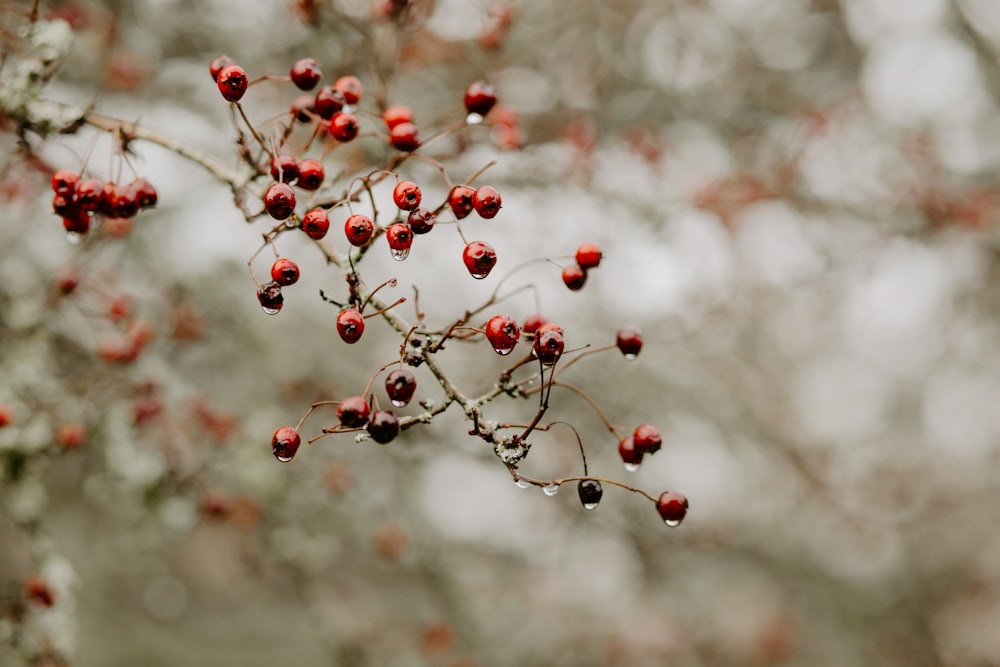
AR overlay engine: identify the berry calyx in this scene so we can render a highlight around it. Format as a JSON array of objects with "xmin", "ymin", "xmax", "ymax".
[
  {"xmin": 616, "ymin": 327, "xmax": 642, "ymax": 359},
  {"xmin": 257, "ymin": 281, "xmax": 284, "ymax": 314},
  {"xmin": 366, "ymin": 410, "xmax": 400, "ymax": 444},
  {"xmin": 485, "ymin": 314, "xmax": 520, "ymax": 355},
  {"xmin": 577, "ymin": 479, "xmax": 603, "ymax": 510},
  {"xmin": 264, "ymin": 182, "xmax": 296, "ymax": 220},
  {"xmin": 392, "ymin": 180, "xmax": 422, "ymax": 210},
  {"xmin": 383, "ymin": 105, "xmax": 413, "ymax": 129},
  {"xmin": 462, "ymin": 241, "xmax": 497, "ymax": 279},
  {"xmin": 337, "ymin": 395, "xmax": 371, "ymax": 428},
  {"xmin": 387, "ymin": 223, "xmax": 414, "ymax": 261},
  {"xmin": 385, "ymin": 369, "xmax": 417, "ymax": 407},
  {"xmin": 522, "ymin": 313, "xmax": 546, "ymax": 334},
  {"xmin": 290, "ymin": 57, "xmax": 322, "ymax": 91},
  {"xmin": 656, "ymin": 490, "xmax": 689, "ymax": 526},
  {"xmin": 336, "ymin": 308, "xmax": 365, "ymax": 344},
  {"xmin": 389, "ymin": 122, "xmax": 420, "ymax": 151},
  {"xmin": 270, "ymin": 258, "xmax": 300, "ymax": 286},
  {"xmin": 329, "ymin": 112, "xmax": 360, "ymax": 142},
  {"xmin": 297, "ymin": 159, "xmax": 325, "ymax": 190},
  {"xmin": 407, "ymin": 207, "xmax": 436, "ymax": 234},
  {"xmin": 533, "ymin": 322, "xmax": 564, "ymax": 365},
  {"xmin": 209, "ymin": 54, "xmax": 234, "ymax": 81},
  {"xmin": 271, "ymin": 426, "xmax": 301, "ymax": 462},
  {"xmin": 448, "ymin": 185, "xmax": 475, "ymax": 219},
  {"xmin": 561, "ymin": 264, "xmax": 587, "ymax": 291},
  {"xmin": 344, "ymin": 213, "xmax": 374, "ymax": 246},
  {"xmin": 217, "ymin": 64, "xmax": 248, "ymax": 102},
  {"xmin": 575, "ymin": 242, "xmax": 602, "ymax": 269},
  {"xmin": 464, "ymin": 80, "xmax": 497, "ymax": 117},
  {"xmin": 314, "ymin": 86, "xmax": 346, "ymax": 119},
  {"xmin": 472, "ymin": 185, "xmax": 502, "ymax": 218},
  {"xmin": 334, "ymin": 75, "xmax": 363, "ymax": 105},
  {"xmin": 301, "ymin": 208, "xmax": 330, "ymax": 239},
  {"xmin": 270, "ymin": 155, "xmax": 300, "ymax": 183},
  {"xmin": 51, "ymin": 169, "xmax": 78, "ymax": 195},
  {"xmin": 633, "ymin": 424, "xmax": 662, "ymax": 455},
  {"xmin": 618, "ymin": 436, "xmax": 643, "ymax": 470}
]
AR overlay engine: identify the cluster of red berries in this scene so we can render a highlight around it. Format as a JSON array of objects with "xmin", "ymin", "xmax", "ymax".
[
  {"xmin": 257, "ymin": 256, "xmax": 301, "ymax": 314},
  {"xmin": 562, "ymin": 242, "xmax": 603, "ymax": 291},
  {"xmin": 50, "ymin": 169, "xmax": 157, "ymax": 240}
]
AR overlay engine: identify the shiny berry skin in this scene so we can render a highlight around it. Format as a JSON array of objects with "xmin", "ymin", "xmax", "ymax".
[
  {"xmin": 383, "ymin": 105, "xmax": 413, "ymax": 129},
  {"xmin": 533, "ymin": 323, "xmax": 564, "ymax": 365},
  {"xmin": 62, "ymin": 209, "xmax": 91, "ymax": 235},
  {"xmin": 562, "ymin": 264, "xmax": 587, "ymax": 291},
  {"xmin": 290, "ymin": 57, "xmax": 322, "ymax": 91},
  {"xmin": 462, "ymin": 241, "xmax": 497, "ymax": 279},
  {"xmin": 656, "ymin": 490, "xmax": 689, "ymax": 526},
  {"xmin": 132, "ymin": 178, "xmax": 158, "ymax": 208},
  {"xmin": 393, "ymin": 180, "xmax": 421, "ymax": 210},
  {"xmin": 618, "ymin": 436, "xmax": 643, "ymax": 468},
  {"xmin": 271, "ymin": 426, "xmax": 301, "ymax": 462},
  {"xmin": 209, "ymin": 55, "xmax": 234, "ymax": 81},
  {"xmin": 270, "ymin": 258, "xmax": 300, "ymax": 286},
  {"xmin": 270, "ymin": 155, "xmax": 299, "ymax": 183},
  {"xmin": 337, "ymin": 395, "xmax": 371, "ymax": 428},
  {"xmin": 386, "ymin": 223, "xmax": 413, "ymax": 257},
  {"xmin": 334, "ymin": 75, "xmax": 363, "ymax": 105},
  {"xmin": 103, "ymin": 182, "xmax": 140, "ymax": 219},
  {"xmin": 52, "ymin": 193, "xmax": 75, "ymax": 217},
  {"xmin": 257, "ymin": 281, "xmax": 284, "ymax": 314},
  {"xmin": 264, "ymin": 182, "xmax": 296, "ymax": 220},
  {"xmin": 51, "ymin": 169, "xmax": 78, "ymax": 195},
  {"xmin": 385, "ymin": 369, "xmax": 417, "ymax": 407},
  {"xmin": 575, "ymin": 242, "xmax": 603, "ymax": 269},
  {"xmin": 485, "ymin": 314, "xmax": 520, "ymax": 355},
  {"xmin": 616, "ymin": 327, "xmax": 642, "ymax": 358},
  {"xmin": 577, "ymin": 479, "xmax": 603, "ymax": 510},
  {"xmin": 297, "ymin": 159, "xmax": 324, "ymax": 190},
  {"xmin": 389, "ymin": 122, "xmax": 420, "ymax": 151},
  {"xmin": 366, "ymin": 410, "xmax": 399, "ymax": 444},
  {"xmin": 217, "ymin": 64, "xmax": 248, "ymax": 102},
  {"xmin": 301, "ymin": 208, "xmax": 330, "ymax": 239},
  {"xmin": 75, "ymin": 178, "xmax": 103, "ymax": 212},
  {"xmin": 336, "ymin": 308, "xmax": 365, "ymax": 344},
  {"xmin": 290, "ymin": 94, "xmax": 315, "ymax": 122},
  {"xmin": 633, "ymin": 424, "xmax": 662, "ymax": 455},
  {"xmin": 464, "ymin": 80, "xmax": 497, "ymax": 117},
  {"xmin": 472, "ymin": 185, "xmax": 502, "ymax": 218},
  {"xmin": 407, "ymin": 207, "xmax": 436, "ymax": 234},
  {"xmin": 522, "ymin": 313, "xmax": 546, "ymax": 334},
  {"xmin": 314, "ymin": 86, "xmax": 346, "ymax": 119},
  {"xmin": 344, "ymin": 213, "xmax": 374, "ymax": 246},
  {"xmin": 448, "ymin": 185, "xmax": 475, "ymax": 219},
  {"xmin": 329, "ymin": 112, "xmax": 359, "ymax": 142}
]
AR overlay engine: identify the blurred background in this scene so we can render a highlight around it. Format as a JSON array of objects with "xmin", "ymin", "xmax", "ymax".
[{"xmin": 3, "ymin": 0, "xmax": 1000, "ymax": 665}]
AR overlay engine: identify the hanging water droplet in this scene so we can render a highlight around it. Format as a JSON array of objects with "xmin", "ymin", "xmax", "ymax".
[
  {"xmin": 582, "ymin": 502, "xmax": 599, "ymax": 511},
  {"xmin": 274, "ymin": 452, "xmax": 293, "ymax": 462},
  {"xmin": 65, "ymin": 231, "xmax": 86, "ymax": 245},
  {"xmin": 470, "ymin": 271, "xmax": 489, "ymax": 280},
  {"xmin": 514, "ymin": 479, "xmax": 531, "ymax": 489},
  {"xmin": 493, "ymin": 346, "xmax": 514, "ymax": 356},
  {"xmin": 542, "ymin": 484, "xmax": 559, "ymax": 497},
  {"xmin": 390, "ymin": 247, "xmax": 410, "ymax": 261},
  {"xmin": 390, "ymin": 399, "xmax": 406, "ymax": 408},
  {"xmin": 261, "ymin": 305, "xmax": 281, "ymax": 315},
  {"xmin": 465, "ymin": 112, "xmax": 484, "ymax": 125},
  {"xmin": 624, "ymin": 462, "xmax": 640, "ymax": 472},
  {"xmin": 624, "ymin": 353, "xmax": 637, "ymax": 361},
  {"xmin": 664, "ymin": 518, "xmax": 682, "ymax": 527}
]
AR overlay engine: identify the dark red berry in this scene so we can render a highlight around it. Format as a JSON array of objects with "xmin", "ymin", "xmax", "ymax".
[
  {"xmin": 270, "ymin": 155, "xmax": 300, "ymax": 183},
  {"xmin": 448, "ymin": 185, "xmax": 475, "ymax": 219},
  {"xmin": 337, "ymin": 395, "xmax": 370, "ymax": 428},
  {"xmin": 132, "ymin": 178, "xmax": 157, "ymax": 208},
  {"xmin": 329, "ymin": 112, "xmax": 359, "ymax": 142},
  {"xmin": 344, "ymin": 213, "xmax": 374, "ymax": 246},
  {"xmin": 462, "ymin": 241, "xmax": 497, "ymax": 279},
  {"xmin": 472, "ymin": 185, "xmax": 501, "ymax": 218},
  {"xmin": 633, "ymin": 424, "xmax": 662, "ymax": 455},
  {"xmin": 485, "ymin": 314, "xmax": 520, "ymax": 355},
  {"xmin": 575, "ymin": 242, "xmax": 602, "ymax": 269},
  {"xmin": 616, "ymin": 327, "xmax": 642, "ymax": 359},
  {"xmin": 301, "ymin": 208, "xmax": 330, "ymax": 239},
  {"xmin": 209, "ymin": 55, "xmax": 234, "ymax": 81},
  {"xmin": 297, "ymin": 159, "xmax": 324, "ymax": 190},
  {"xmin": 264, "ymin": 182, "xmax": 296, "ymax": 220},
  {"xmin": 407, "ymin": 207, "xmax": 436, "ymax": 234},
  {"xmin": 389, "ymin": 122, "xmax": 420, "ymax": 151},
  {"xmin": 464, "ymin": 80, "xmax": 497, "ymax": 117},
  {"xmin": 533, "ymin": 322, "xmax": 564, "ymax": 365},
  {"xmin": 336, "ymin": 308, "xmax": 365, "ymax": 344},
  {"xmin": 522, "ymin": 313, "xmax": 546, "ymax": 334},
  {"xmin": 52, "ymin": 192, "xmax": 76, "ymax": 217},
  {"xmin": 383, "ymin": 105, "xmax": 413, "ymax": 129},
  {"xmin": 217, "ymin": 64, "xmax": 248, "ymax": 102},
  {"xmin": 366, "ymin": 410, "xmax": 399, "ymax": 444},
  {"xmin": 562, "ymin": 264, "xmax": 587, "ymax": 291},
  {"xmin": 75, "ymin": 178, "xmax": 103, "ymax": 212},
  {"xmin": 290, "ymin": 95, "xmax": 315, "ymax": 122},
  {"xmin": 290, "ymin": 57, "xmax": 322, "ymax": 91},
  {"xmin": 334, "ymin": 75, "xmax": 363, "ymax": 105},
  {"xmin": 618, "ymin": 436, "xmax": 643, "ymax": 469},
  {"xmin": 51, "ymin": 169, "xmax": 78, "ymax": 195},
  {"xmin": 270, "ymin": 258, "xmax": 300, "ymax": 286},
  {"xmin": 387, "ymin": 223, "xmax": 413, "ymax": 260},
  {"xmin": 257, "ymin": 281, "xmax": 284, "ymax": 314},
  {"xmin": 577, "ymin": 479, "xmax": 603, "ymax": 510},
  {"xmin": 62, "ymin": 209, "xmax": 91, "ymax": 236},
  {"xmin": 105, "ymin": 182, "xmax": 139, "ymax": 219},
  {"xmin": 271, "ymin": 426, "xmax": 301, "ymax": 462},
  {"xmin": 385, "ymin": 369, "xmax": 417, "ymax": 407},
  {"xmin": 314, "ymin": 85, "xmax": 346, "ymax": 119},
  {"xmin": 656, "ymin": 490, "xmax": 689, "ymax": 526},
  {"xmin": 392, "ymin": 180, "xmax": 421, "ymax": 210}
]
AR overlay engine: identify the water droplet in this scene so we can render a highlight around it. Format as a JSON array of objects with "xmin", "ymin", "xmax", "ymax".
[
  {"xmin": 274, "ymin": 452, "xmax": 293, "ymax": 462},
  {"xmin": 493, "ymin": 346, "xmax": 514, "ymax": 356},
  {"xmin": 261, "ymin": 305, "xmax": 281, "ymax": 315},
  {"xmin": 514, "ymin": 479, "xmax": 531, "ymax": 489},
  {"xmin": 66, "ymin": 231, "xmax": 86, "ymax": 245},
  {"xmin": 470, "ymin": 271, "xmax": 489, "ymax": 280},
  {"xmin": 624, "ymin": 353, "xmax": 637, "ymax": 361},
  {"xmin": 390, "ymin": 399, "xmax": 406, "ymax": 408},
  {"xmin": 582, "ymin": 502, "xmax": 599, "ymax": 511},
  {"xmin": 624, "ymin": 462, "xmax": 640, "ymax": 472},
  {"xmin": 390, "ymin": 247, "xmax": 410, "ymax": 261},
  {"xmin": 542, "ymin": 484, "xmax": 559, "ymax": 497},
  {"xmin": 465, "ymin": 112, "xmax": 484, "ymax": 125},
  {"xmin": 664, "ymin": 518, "xmax": 682, "ymax": 527}
]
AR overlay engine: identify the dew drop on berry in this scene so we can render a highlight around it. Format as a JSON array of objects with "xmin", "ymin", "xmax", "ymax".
[
  {"xmin": 66, "ymin": 231, "xmax": 86, "ymax": 245},
  {"xmin": 390, "ymin": 247, "xmax": 410, "ymax": 261},
  {"xmin": 624, "ymin": 352, "xmax": 637, "ymax": 361},
  {"xmin": 261, "ymin": 304, "xmax": 280, "ymax": 315},
  {"xmin": 275, "ymin": 451, "xmax": 293, "ymax": 463},
  {"xmin": 514, "ymin": 479, "xmax": 531, "ymax": 489},
  {"xmin": 465, "ymin": 112, "xmax": 484, "ymax": 125},
  {"xmin": 493, "ymin": 345, "xmax": 514, "ymax": 356},
  {"xmin": 582, "ymin": 500, "xmax": 599, "ymax": 510},
  {"xmin": 390, "ymin": 399, "xmax": 406, "ymax": 408},
  {"xmin": 664, "ymin": 517, "xmax": 682, "ymax": 527},
  {"xmin": 624, "ymin": 462, "xmax": 641, "ymax": 472},
  {"xmin": 542, "ymin": 483, "xmax": 559, "ymax": 497}
]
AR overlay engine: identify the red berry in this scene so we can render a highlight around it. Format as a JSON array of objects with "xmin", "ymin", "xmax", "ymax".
[
  {"xmin": 257, "ymin": 281, "xmax": 284, "ymax": 314},
  {"xmin": 485, "ymin": 314, "xmax": 520, "ymax": 355},
  {"xmin": 270, "ymin": 155, "xmax": 300, "ymax": 183},
  {"xmin": 270, "ymin": 258, "xmax": 300, "ymax": 286},
  {"xmin": 314, "ymin": 85, "xmax": 346, "ymax": 119},
  {"xmin": 271, "ymin": 426, "xmax": 301, "ymax": 462},
  {"xmin": 290, "ymin": 94, "xmax": 315, "ymax": 122},
  {"xmin": 297, "ymin": 159, "xmax": 325, "ymax": 190},
  {"xmin": 577, "ymin": 479, "xmax": 603, "ymax": 510},
  {"xmin": 533, "ymin": 322, "xmax": 564, "ymax": 365},
  {"xmin": 56, "ymin": 421, "xmax": 86, "ymax": 449},
  {"xmin": 336, "ymin": 308, "xmax": 365, "ymax": 344},
  {"xmin": 209, "ymin": 54, "xmax": 234, "ymax": 81},
  {"xmin": 51, "ymin": 169, "xmax": 78, "ymax": 195},
  {"xmin": 472, "ymin": 185, "xmax": 502, "ymax": 218},
  {"xmin": 386, "ymin": 223, "xmax": 413, "ymax": 260},
  {"xmin": 75, "ymin": 178, "xmax": 103, "ymax": 212},
  {"xmin": 24, "ymin": 576, "xmax": 55, "ymax": 607},
  {"xmin": 366, "ymin": 410, "xmax": 399, "ymax": 444},
  {"xmin": 464, "ymin": 80, "xmax": 497, "ymax": 117},
  {"xmin": 52, "ymin": 192, "xmax": 76, "ymax": 217},
  {"xmin": 264, "ymin": 182, "xmax": 296, "ymax": 220},
  {"xmin": 62, "ymin": 209, "xmax": 91, "ymax": 236},
  {"xmin": 407, "ymin": 207, "xmax": 436, "ymax": 234},
  {"xmin": 329, "ymin": 112, "xmax": 359, "ymax": 142},
  {"xmin": 132, "ymin": 178, "xmax": 158, "ymax": 208},
  {"xmin": 462, "ymin": 241, "xmax": 497, "ymax": 279},
  {"xmin": 301, "ymin": 208, "xmax": 330, "ymax": 239},
  {"xmin": 448, "ymin": 185, "xmax": 475, "ymax": 219},
  {"xmin": 392, "ymin": 180, "xmax": 422, "ymax": 210},
  {"xmin": 575, "ymin": 242, "xmax": 602, "ymax": 269},
  {"xmin": 389, "ymin": 122, "xmax": 420, "ymax": 151},
  {"xmin": 616, "ymin": 327, "xmax": 642, "ymax": 359},
  {"xmin": 562, "ymin": 264, "xmax": 587, "ymax": 291},
  {"xmin": 337, "ymin": 395, "xmax": 371, "ymax": 428},
  {"xmin": 656, "ymin": 490, "xmax": 689, "ymax": 526},
  {"xmin": 618, "ymin": 436, "xmax": 643, "ymax": 470},
  {"xmin": 383, "ymin": 105, "xmax": 413, "ymax": 129},
  {"xmin": 522, "ymin": 313, "xmax": 546, "ymax": 334},
  {"xmin": 344, "ymin": 213, "xmax": 374, "ymax": 246},
  {"xmin": 290, "ymin": 57, "xmax": 322, "ymax": 91},
  {"xmin": 385, "ymin": 369, "xmax": 417, "ymax": 407},
  {"xmin": 633, "ymin": 424, "xmax": 662, "ymax": 455},
  {"xmin": 217, "ymin": 64, "xmax": 248, "ymax": 102},
  {"xmin": 111, "ymin": 183, "xmax": 141, "ymax": 219},
  {"xmin": 334, "ymin": 75, "xmax": 363, "ymax": 105}
]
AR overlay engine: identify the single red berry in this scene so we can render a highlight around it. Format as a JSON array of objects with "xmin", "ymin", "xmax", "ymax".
[
  {"xmin": 271, "ymin": 426, "xmax": 301, "ymax": 462},
  {"xmin": 62, "ymin": 209, "xmax": 91, "ymax": 236},
  {"xmin": 393, "ymin": 180, "xmax": 422, "ymax": 211},
  {"xmin": 51, "ymin": 169, "xmax": 79, "ymax": 195},
  {"xmin": 329, "ymin": 112, "xmax": 360, "ymax": 142},
  {"xmin": 618, "ymin": 436, "xmax": 643, "ymax": 470},
  {"xmin": 314, "ymin": 85, "xmax": 346, "ymax": 119},
  {"xmin": 334, "ymin": 75, "xmax": 363, "ymax": 105},
  {"xmin": 270, "ymin": 155, "xmax": 300, "ymax": 183},
  {"xmin": 337, "ymin": 395, "xmax": 371, "ymax": 428},
  {"xmin": 56, "ymin": 421, "xmax": 86, "ymax": 449},
  {"xmin": 485, "ymin": 314, "xmax": 520, "ymax": 355},
  {"xmin": 209, "ymin": 54, "xmax": 234, "ymax": 81},
  {"xmin": 270, "ymin": 258, "xmax": 300, "ymax": 286},
  {"xmin": 217, "ymin": 64, "xmax": 248, "ymax": 102},
  {"xmin": 562, "ymin": 264, "xmax": 587, "ymax": 291},
  {"xmin": 389, "ymin": 122, "xmax": 420, "ymax": 151},
  {"xmin": 577, "ymin": 479, "xmax": 603, "ymax": 510},
  {"xmin": 366, "ymin": 410, "xmax": 399, "ymax": 444},
  {"xmin": 533, "ymin": 322, "xmax": 564, "ymax": 365},
  {"xmin": 132, "ymin": 178, "xmax": 158, "ymax": 208},
  {"xmin": 264, "ymin": 182, "xmax": 296, "ymax": 220},
  {"xmin": 301, "ymin": 208, "xmax": 330, "ymax": 239},
  {"xmin": 472, "ymin": 185, "xmax": 502, "ymax": 218},
  {"xmin": 522, "ymin": 313, "xmax": 546, "ymax": 334},
  {"xmin": 297, "ymin": 159, "xmax": 325, "ymax": 190},
  {"xmin": 448, "ymin": 185, "xmax": 475, "ymax": 219},
  {"xmin": 656, "ymin": 490, "xmax": 689, "ymax": 526},
  {"xmin": 633, "ymin": 424, "xmax": 662, "ymax": 455},
  {"xmin": 462, "ymin": 241, "xmax": 497, "ymax": 279},
  {"xmin": 383, "ymin": 105, "xmax": 413, "ymax": 129},
  {"xmin": 98, "ymin": 182, "xmax": 117, "ymax": 217},
  {"xmin": 575, "ymin": 242, "xmax": 603, "ymax": 269},
  {"xmin": 464, "ymin": 80, "xmax": 497, "ymax": 117},
  {"xmin": 290, "ymin": 57, "xmax": 322, "ymax": 91},
  {"xmin": 290, "ymin": 94, "xmax": 315, "ymax": 122},
  {"xmin": 385, "ymin": 369, "xmax": 417, "ymax": 407},
  {"xmin": 616, "ymin": 327, "xmax": 643, "ymax": 359},
  {"xmin": 386, "ymin": 223, "xmax": 414, "ymax": 260},
  {"xmin": 336, "ymin": 308, "xmax": 365, "ymax": 344},
  {"xmin": 257, "ymin": 281, "xmax": 284, "ymax": 314},
  {"xmin": 75, "ymin": 178, "xmax": 103, "ymax": 212},
  {"xmin": 24, "ymin": 576, "xmax": 55, "ymax": 607},
  {"xmin": 110, "ymin": 182, "xmax": 141, "ymax": 219},
  {"xmin": 344, "ymin": 213, "xmax": 374, "ymax": 246}
]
